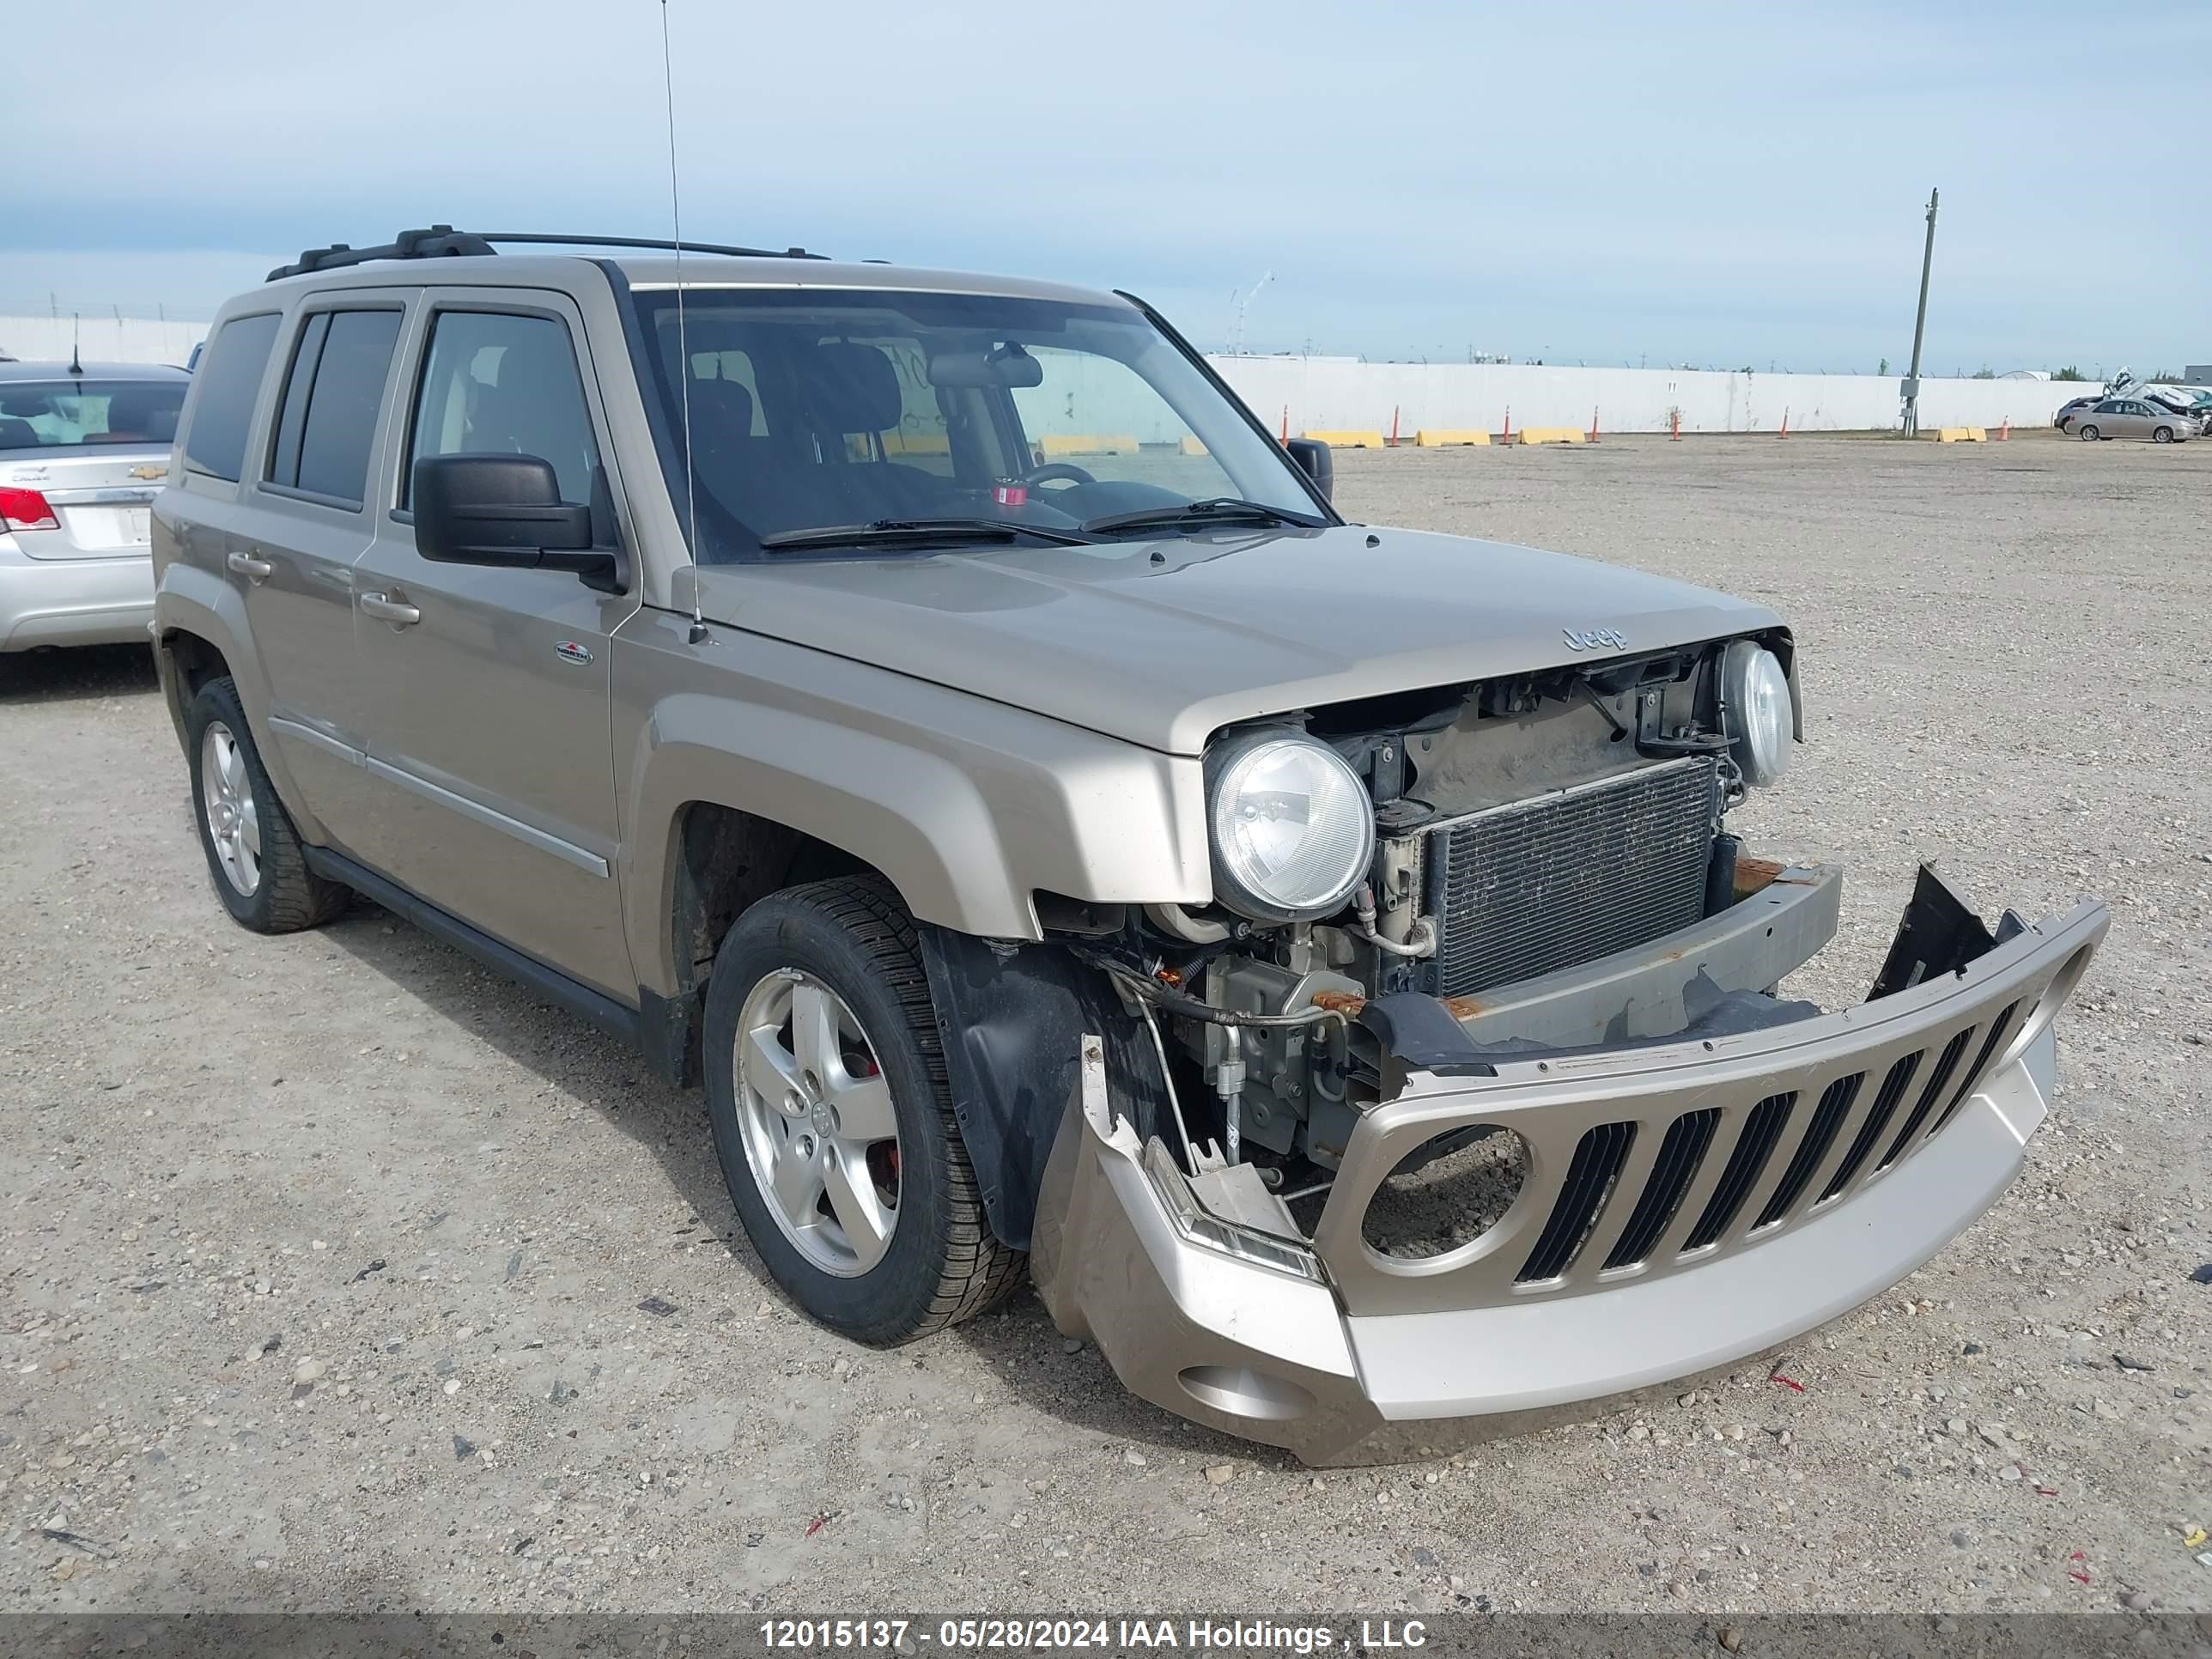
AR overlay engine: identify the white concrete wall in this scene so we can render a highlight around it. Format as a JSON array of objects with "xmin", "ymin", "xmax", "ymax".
[
  {"xmin": 0, "ymin": 311, "xmax": 2092, "ymax": 436},
  {"xmin": 1206, "ymin": 356, "xmax": 2093, "ymax": 436},
  {"xmin": 0, "ymin": 315, "xmax": 205, "ymax": 368}
]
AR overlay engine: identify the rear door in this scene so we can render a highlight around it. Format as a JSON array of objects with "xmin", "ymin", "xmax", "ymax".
[
  {"xmin": 217, "ymin": 293, "xmax": 412, "ymax": 847},
  {"xmin": 346, "ymin": 288, "xmax": 637, "ymax": 998}
]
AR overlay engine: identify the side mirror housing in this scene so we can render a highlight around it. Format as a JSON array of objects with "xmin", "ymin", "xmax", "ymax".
[
  {"xmin": 413, "ymin": 453, "xmax": 622, "ymax": 590},
  {"xmin": 1283, "ymin": 436, "xmax": 1334, "ymax": 503}
]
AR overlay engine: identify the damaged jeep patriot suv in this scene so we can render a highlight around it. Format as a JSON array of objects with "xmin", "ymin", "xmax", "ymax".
[{"xmin": 153, "ymin": 228, "xmax": 2107, "ymax": 1464}]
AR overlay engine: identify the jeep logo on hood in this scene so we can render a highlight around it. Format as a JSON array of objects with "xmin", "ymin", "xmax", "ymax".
[{"xmin": 1562, "ymin": 628, "xmax": 1628, "ymax": 652}]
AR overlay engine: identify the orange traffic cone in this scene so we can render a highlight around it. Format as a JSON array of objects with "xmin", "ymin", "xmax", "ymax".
[
  {"xmin": 1501, "ymin": 405, "xmax": 1512, "ymax": 445},
  {"xmin": 1998, "ymin": 416, "xmax": 2009, "ymax": 441},
  {"xmin": 1279, "ymin": 405, "xmax": 1288, "ymax": 445},
  {"xmin": 1588, "ymin": 406, "xmax": 1601, "ymax": 443},
  {"xmin": 1778, "ymin": 407, "xmax": 1790, "ymax": 439},
  {"xmin": 1670, "ymin": 410, "xmax": 1681, "ymax": 441},
  {"xmin": 1389, "ymin": 405, "xmax": 1401, "ymax": 447}
]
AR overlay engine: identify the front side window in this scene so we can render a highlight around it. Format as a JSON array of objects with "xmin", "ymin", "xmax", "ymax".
[
  {"xmin": 181, "ymin": 312, "xmax": 281, "ymax": 481},
  {"xmin": 0, "ymin": 380, "xmax": 188, "ymax": 453},
  {"xmin": 626, "ymin": 287, "xmax": 1323, "ymax": 562},
  {"xmin": 266, "ymin": 309, "xmax": 403, "ymax": 505},
  {"xmin": 405, "ymin": 312, "xmax": 599, "ymax": 507}
]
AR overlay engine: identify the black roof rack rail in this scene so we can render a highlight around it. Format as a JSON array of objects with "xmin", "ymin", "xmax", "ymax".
[{"xmin": 267, "ymin": 226, "xmax": 828, "ymax": 282}]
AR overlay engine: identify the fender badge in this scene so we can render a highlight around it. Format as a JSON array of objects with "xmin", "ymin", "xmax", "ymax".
[
  {"xmin": 128, "ymin": 463, "xmax": 168, "ymax": 481},
  {"xmin": 554, "ymin": 640, "xmax": 593, "ymax": 666}
]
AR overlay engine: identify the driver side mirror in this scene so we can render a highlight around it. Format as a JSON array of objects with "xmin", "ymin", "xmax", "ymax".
[
  {"xmin": 413, "ymin": 454, "xmax": 623, "ymax": 592},
  {"xmin": 1284, "ymin": 436, "xmax": 1334, "ymax": 502}
]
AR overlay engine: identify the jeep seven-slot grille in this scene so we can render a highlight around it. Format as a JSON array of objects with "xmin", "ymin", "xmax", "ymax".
[{"xmin": 1425, "ymin": 757, "xmax": 1722, "ymax": 999}]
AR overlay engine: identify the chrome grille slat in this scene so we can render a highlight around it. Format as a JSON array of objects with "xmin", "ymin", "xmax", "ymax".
[
  {"xmin": 1753, "ymin": 1071, "xmax": 1863, "ymax": 1230},
  {"xmin": 1820, "ymin": 1049, "xmax": 1922, "ymax": 1201},
  {"xmin": 1926, "ymin": 1001, "xmax": 2021, "ymax": 1139},
  {"xmin": 1428, "ymin": 759, "xmax": 1720, "ymax": 998},
  {"xmin": 1602, "ymin": 1107, "xmax": 1720, "ymax": 1269},
  {"xmin": 1683, "ymin": 1091, "xmax": 1796, "ymax": 1249},
  {"xmin": 1878, "ymin": 1024, "xmax": 1976, "ymax": 1170},
  {"xmin": 1517, "ymin": 1121, "xmax": 1637, "ymax": 1283}
]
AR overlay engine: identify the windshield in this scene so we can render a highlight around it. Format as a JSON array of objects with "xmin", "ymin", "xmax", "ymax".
[
  {"xmin": 0, "ymin": 380, "xmax": 186, "ymax": 451},
  {"xmin": 626, "ymin": 287, "xmax": 1325, "ymax": 562}
]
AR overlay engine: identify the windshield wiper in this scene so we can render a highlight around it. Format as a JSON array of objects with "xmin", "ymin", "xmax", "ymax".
[
  {"xmin": 757, "ymin": 518, "xmax": 1095, "ymax": 553},
  {"xmin": 1079, "ymin": 498, "xmax": 1325, "ymax": 536}
]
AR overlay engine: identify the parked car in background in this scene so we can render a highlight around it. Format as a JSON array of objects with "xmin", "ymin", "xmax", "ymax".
[
  {"xmin": 2071, "ymin": 398, "xmax": 2193, "ymax": 442},
  {"xmin": 2141, "ymin": 386, "xmax": 2209, "ymax": 431},
  {"xmin": 2052, "ymin": 394, "xmax": 2100, "ymax": 430},
  {"xmin": 1, "ymin": 362, "xmax": 190, "ymax": 651}
]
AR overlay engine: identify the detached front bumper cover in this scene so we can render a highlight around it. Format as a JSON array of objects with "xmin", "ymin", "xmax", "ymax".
[{"xmin": 1030, "ymin": 870, "xmax": 2108, "ymax": 1465}]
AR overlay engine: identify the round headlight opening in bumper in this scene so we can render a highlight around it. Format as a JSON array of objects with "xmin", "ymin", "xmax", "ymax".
[
  {"xmin": 1206, "ymin": 732, "xmax": 1376, "ymax": 924},
  {"xmin": 1720, "ymin": 640, "xmax": 1792, "ymax": 787}
]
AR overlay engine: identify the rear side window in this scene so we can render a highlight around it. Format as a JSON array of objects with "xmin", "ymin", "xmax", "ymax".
[
  {"xmin": 266, "ymin": 309, "xmax": 403, "ymax": 506},
  {"xmin": 181, "ymin": 313, "xmax": 281, "ymax": 481},
  {"xmin": 406, "ymin": 312, "xmax": 598, "ymax": 507}
]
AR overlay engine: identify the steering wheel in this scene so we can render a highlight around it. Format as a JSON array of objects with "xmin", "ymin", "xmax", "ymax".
[{"xmin": 1021, "ymin": 462, "xmax": 1097, "ymax": 489}]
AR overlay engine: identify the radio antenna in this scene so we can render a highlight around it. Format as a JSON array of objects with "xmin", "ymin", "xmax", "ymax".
[{"xmin": 659, "ymin": 0, "xmax": 708, "ymax": 644}]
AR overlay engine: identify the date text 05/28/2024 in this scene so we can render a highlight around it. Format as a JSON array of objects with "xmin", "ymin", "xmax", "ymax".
[{"xmin": 758, "ymin": 1620, "xmax": 1429, "ymax": 1651}]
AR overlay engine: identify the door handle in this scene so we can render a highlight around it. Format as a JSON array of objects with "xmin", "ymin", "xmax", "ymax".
[
  {"xmin": 359, "ymin": 591, "xmax": 422, "ymax": 626},
  {"xmin": 227, "ymin": 550, "xmax": 275, "ymax": 582}
]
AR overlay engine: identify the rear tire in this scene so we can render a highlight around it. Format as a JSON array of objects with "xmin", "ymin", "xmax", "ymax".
[
  {"xmin": 2077, "ymin": 424, "xmax": 2100, "ymax": 441},
  {"xmin": 185, "ymin": 677, "xmax": 350, "ymax": 933},
  {"xmin": 702, "ymin": 876, "xmax": 1023, "ymax": 1344}
]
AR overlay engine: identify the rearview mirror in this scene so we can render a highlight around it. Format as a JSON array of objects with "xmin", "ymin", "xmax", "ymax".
[
  {"xmin": 413, "ymin": 454, "xmax": 621, "ymax": 591},
  {"xmin": 1284, "ymin": 436, "xmax": 1334, "ymax": 502},
  {"xmin": 927, "ymin": 346, "xmax": 1044, "ymax": 389}
]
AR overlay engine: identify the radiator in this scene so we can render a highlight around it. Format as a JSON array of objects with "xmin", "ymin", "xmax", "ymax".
[{"xmin": 1423, "ymin": 757, "xmax": 1722, "ymax": 999}]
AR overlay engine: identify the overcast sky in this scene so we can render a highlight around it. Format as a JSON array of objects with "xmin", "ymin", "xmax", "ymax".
[{"xmin": 8, "ymin": 1, "xmax": 2205, "ymax": 374}]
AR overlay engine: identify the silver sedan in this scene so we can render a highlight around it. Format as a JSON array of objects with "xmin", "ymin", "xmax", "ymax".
[
  {"xmin": 1, "ymin": 360, "xmax": 191, "ymax": 651},
  {"xmin": 2070, "ymin": 397, "xmax": 2195, "ymax": 443}
]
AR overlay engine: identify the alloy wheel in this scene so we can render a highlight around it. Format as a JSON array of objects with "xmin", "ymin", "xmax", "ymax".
[
  {"xmin": 732, "ymin": 969, "xmax": 901, "ymax": 1276},
  {"xmin": 199, "ymin": 720, "xmax": 262, "ymax": 896}
]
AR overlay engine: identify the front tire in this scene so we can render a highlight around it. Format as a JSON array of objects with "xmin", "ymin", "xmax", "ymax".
[
  {"xmin": 2153, "ymin": 426, "xmax": 2173, "ymax": 443},
  {"xmin": 185, "ymin": 677, "xmax": 350, "ymax": 933},
  {"xmin": 702, "ymin": 877, "xmax": 1022, "ymax": 1344}
]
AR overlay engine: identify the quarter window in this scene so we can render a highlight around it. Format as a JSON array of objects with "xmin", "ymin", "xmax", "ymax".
[
  {"xmin": 181, "ymin": 312, "xmax": 280, "ymax": 482},
  {"xmin": 406, "ymin": 312, "xmax": 598, "ymax": 507}
]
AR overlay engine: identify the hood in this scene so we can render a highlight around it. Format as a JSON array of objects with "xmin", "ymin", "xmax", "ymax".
[{"xmin": 690, "ymin": 524, "xmax": 1783, "ymax": 756}]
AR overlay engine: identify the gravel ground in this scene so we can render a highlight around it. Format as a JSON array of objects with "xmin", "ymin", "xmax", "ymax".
[{"xmin": 3, "ymin": 434, "xmax": 2207, "ymax": 1617}]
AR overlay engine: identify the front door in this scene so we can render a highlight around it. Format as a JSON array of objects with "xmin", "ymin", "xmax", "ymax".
[{"xmin": 347, "ymin": 289, "xmax": 639, "ymax": 998}]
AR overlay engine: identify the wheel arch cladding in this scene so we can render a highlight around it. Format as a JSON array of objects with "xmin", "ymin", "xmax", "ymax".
[{"xmin": 915, "ymin": 927, "xmax": 1170, "ymax": 1251}]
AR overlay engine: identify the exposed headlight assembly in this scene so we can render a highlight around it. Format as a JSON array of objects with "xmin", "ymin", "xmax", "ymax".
[
  {"xmin": 1720, "ymin": 639, "xmax": 1793, "ymax": 787},
  {"xmin": 1206, "ymin": 730, "xmax": 1376, "ymax": 924}
]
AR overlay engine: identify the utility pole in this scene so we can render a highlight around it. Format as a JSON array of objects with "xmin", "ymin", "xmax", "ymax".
[{"xmin": 1901, "ymin": 187, "xmax": 1938, "ymax": 437}]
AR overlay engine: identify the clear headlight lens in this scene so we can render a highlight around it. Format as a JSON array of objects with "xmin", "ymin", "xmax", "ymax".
[
  {"xmin": 1721, "ymin": 640, "xmax": 1793, "ymax": 787},
  {"xmin": 1206, "ymin": 732, "xmax": 1376, "ymax": 923}
]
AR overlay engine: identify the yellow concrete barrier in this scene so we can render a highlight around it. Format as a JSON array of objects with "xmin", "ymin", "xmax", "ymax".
[
  {"xmin": 1926, "ymin": 426, "xmax": 1986, "ymax": 443},
  {"xmin": 1413, "ymin": 428, "xmax": 1492, "ymax": 447},
  {"xmin": 1516, "ymin": 427, "xmax": 1585, "ymax": 446},
  {"xmin": 1179, "ymin": 434, "xmax": 1209, "ymax": 457},
  {"xmin": 882, "ymin": 429, "xmax": 951, "ymax": 457},
  {"xmin": 1301, "ymin": 429, "xmax": 1389, "ymax": 449},
  {"xmin": 1036, "ymin": 434, "xmax": 1139, "ymax": 457}
]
